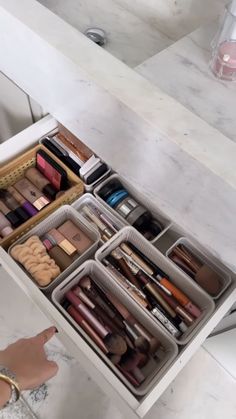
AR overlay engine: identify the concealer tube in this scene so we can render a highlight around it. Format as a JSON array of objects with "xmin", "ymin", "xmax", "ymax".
[
  {"xmin": 0, "ymin": 211, "xmax": 13, "ymax": 237},
  {"xmin": 7, "ymin": 186, "xmax": 38, "ymax": 217},
  {"xmin": 25, "ymin": 167, "xmax": 57, "ymax": 200},
  {"xmin": 0, "ymin": 199, "xmax": 21, "ymax": 227}
]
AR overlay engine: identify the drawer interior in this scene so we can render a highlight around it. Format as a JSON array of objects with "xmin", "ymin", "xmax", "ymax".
[{"xmin": 1, "ymin": 117, "xmax": 236, "ymax": 418}]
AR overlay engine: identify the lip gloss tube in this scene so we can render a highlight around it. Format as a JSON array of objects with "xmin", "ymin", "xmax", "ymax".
[
  {"xmin": 67, "ymin": 305, "xmax": 108, "ymax": 354},
  {"xmin": 7, "ymin": 186, "xmax": 38, "ymax": 216},
  {"xmin": 66, "ymin": 291, "xmax": 109, "ymax": 338}
]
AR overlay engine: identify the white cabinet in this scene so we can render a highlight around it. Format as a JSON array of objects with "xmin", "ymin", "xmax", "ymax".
[{"xmin": 0, "ymin": 117, "xmax": 236, "ymax": 418}]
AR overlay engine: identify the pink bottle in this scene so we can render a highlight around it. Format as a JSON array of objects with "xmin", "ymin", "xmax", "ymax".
[{"xmin": 210, "ymin": 0, "xmax": 236, "ymax": 81}]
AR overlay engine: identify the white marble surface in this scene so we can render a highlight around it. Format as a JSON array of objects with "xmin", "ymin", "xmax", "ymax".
[
  {"xmin": 1, "ymin": 263, "xmax": 236, "ymax": 419},
  {"xmin": 114, "ymin": 0, "xmax": 227, "ymax": 41},
  {"xmin": 1, "ymin": 0, "xmax": 236, "ymax": 191},
  {"xmin": 137, "ymin": 22, "xmax": 236, "ymax": 143},
  {"xmin": 38, "ymin": 0, "xmax": 172, "ymax": 68}
]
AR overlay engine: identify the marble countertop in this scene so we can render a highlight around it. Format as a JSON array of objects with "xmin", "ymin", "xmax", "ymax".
[
  {"xmin": 137, "ymin": 22, "xmax": 236, "ymax": 143},
  {"xmin": 1, "ymin": 264, "xmax": 236, "ymax": 419}
]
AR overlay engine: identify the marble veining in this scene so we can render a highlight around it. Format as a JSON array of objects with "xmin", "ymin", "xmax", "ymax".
[{"xmin": 137, "ymin": 22, "xmax": 236, "ymax": 143}]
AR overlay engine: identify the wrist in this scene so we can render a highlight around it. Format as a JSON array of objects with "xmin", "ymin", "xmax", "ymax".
[{"xmin": 0, "ymin": 379, "xmax": 11, "ymax": 408}]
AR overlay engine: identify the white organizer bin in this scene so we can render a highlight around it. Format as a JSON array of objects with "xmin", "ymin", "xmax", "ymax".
[
  {"xmin": 72, "ymin": 193, "xmax": 127, "ymax": 241},
  {"xmin": 8, "ymin": 205, "xmax": 100, "ymax": 293},
  {"xmin": 94, "ymin": 174, "xmax": 171, "ymax": 243},
  {"xmin": 166, "ymin": 237, "xmax": 232, "ymax": 300},
  {"xmin": 96, "ymin": 226, "xmax": 215, "ymax": 345},
  {"xmin": 52, "ymin": 260, "xmax": 178, "ymax": 396}
]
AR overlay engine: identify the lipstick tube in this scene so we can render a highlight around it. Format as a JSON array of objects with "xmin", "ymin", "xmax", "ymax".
[
  {"xmin": 67, "ymin": 305, "xmax": 108, "ymax": 354},
  {"xmin": 7, "ymin": 186, "xmax": 38, "ymax": 217},
  {"xmin": 66, "ymin": 290, "xmax": 109, "ymax": 338}
]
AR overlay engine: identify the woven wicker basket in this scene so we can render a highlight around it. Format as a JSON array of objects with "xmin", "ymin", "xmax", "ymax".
[{"xmin": 0, "ymin": 144, "xmax": 84, "ymax": 249}]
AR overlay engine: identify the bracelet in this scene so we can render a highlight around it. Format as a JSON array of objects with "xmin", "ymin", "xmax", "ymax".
[{"xmin": 0, "ymin": 373, "xmax": 20, "ymax": 406}]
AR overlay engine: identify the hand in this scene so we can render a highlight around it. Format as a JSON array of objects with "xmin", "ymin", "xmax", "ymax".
[{"xmin": 0, "ymin": 327, "xmax": 58, "ymax": 391}]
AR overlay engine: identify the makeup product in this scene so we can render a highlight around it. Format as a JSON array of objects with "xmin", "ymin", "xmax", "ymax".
[
  {"xmin": 124, "ymin": 242, "xmax": 201, "ymax": 318},
  {"xmin": 47, "ymin": 228, "xmax": 77, "ymax": 256},
  {"xmin": 82, "ymin": 205, "xmax": 113, "ymax": 239},
  {"xmin": 67, "ymin": 305, "xmax": 108, "ymax": 354},
  {"xmin": 66, "ymin": 291, "xmax": 127, "ymax": 355},
  {"xmin": 0, "ymin": 199, "xmax": 21, "ymax": 227},
  {"xmin": 56, "ymin": 129, "xmax": 93, "ymax": 163},
  {"xmin": 57, "ymin": 220, "xmax": 93, "ymax": 254},
  {"xmin": 7, "ymin": 186, "xmax": 38, "ymax": 217},
  {"xmin": 36, "ymin": 149, "xmax": 68, "ymax": 190},
  {"xmin": 170, "ymin": 244, "xmax": 222, "ymax": 297},
  {"xmin": 10, "ymin": 236, "xmax": 61, "ymax": 286},
  {"xmin": 124, "ymin": 322, "xmax": 150, "ymax": 353},
  {"xmin": 42, "ymin": 137, "xmax": 82, "ymax": 174},
  {"xmin": 0, "ymin": 189, "xmax": 30, "ymax": 222},
  {"xmin": 0, "ymin": 211, "xmax": 13, "ymax": 237},
  {"xmin": 79, "ymin": 276, "xmax": 125, "ymax": 330},
  {"xmin": 48, "ymin": 246, "xmax": 78, "ymax": 271},
  {"xmin": 153, "ymin": 286, "xmax": 194, "ymax": 325},
  {"xmin": 106, "ymin": 293, "xmax": 160, "ymax": 354},
  {"xmin": 99, "ymin": 179, "xmax": 163, "ymax": 240},
  {"xmin": 73, "ymin": 286, "xmax": 121, "ymax": 334},
  {"xmin": 103, "ymin": 259, "xmax": 149, "ymax": 308},
  {"xmin": 80, "ymin": 155, "xmax": 108, "ymax": 185},
  {"xmin": 14, "ymin": 178, "xmax": 50, "ymax": 211},
  {"xmin": 151, "ymin": 306, "xmax": 181, "ymax": 338},
  {"xmin": 111, "ymin": 248, "xmax": 142, "ymax": 290},
  {"xmin": 25, "ymin": 167, "xmax": 57, "ymax": 200}
]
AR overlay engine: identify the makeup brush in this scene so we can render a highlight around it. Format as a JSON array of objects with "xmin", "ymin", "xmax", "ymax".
[
  {"xmin": 106, "ymin": 293, "xmax": 160, "ymax": 354},
  {"xmin": 73, "ymin": 286, "xmax": 122, "ymax": 334},
  {"xmin": 172, "ymin": 245, "xmax": 222, "ymax": 296},
  {"xmin": 123, "ymin": 321, "xmax": 150, "ymax": 353},
  {"xmin": 79, "ymin": 276, "xmax": 125, "ymax": 329},
  {"xmin": 66, "ymin": 291, "xmax": 127, "ymax": 355},
  {"xmin": 111, "ymin": 248, "xmax": 143, "ymax": 290}
]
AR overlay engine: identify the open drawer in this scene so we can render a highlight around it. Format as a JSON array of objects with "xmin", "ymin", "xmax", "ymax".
[{"xmin": 1, "ymin": 116, "xmax": 236, "ymax": 418}]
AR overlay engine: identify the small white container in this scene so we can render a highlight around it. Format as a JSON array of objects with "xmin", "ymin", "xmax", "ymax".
[
  {"xmin": 94, "ymin": 174, "xmax": 171, "ymax": 243},
  {"xmin": 166, "ymin": 237, "xmax": 232, "ymax": 300},
  {"xmin": 96, "ymin": 227, "xmax": 215, "ymax": 345},
  {"xmin": 9, "ymin": 205, "xmax": 100, "ymax": 293},
  {"xmin": 72, "ymin": 193, "xmax": 127, "ymax": 242},
  {"xmin": 52, "ymin": 260, "xmax": 178, "ymax": 396}
]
